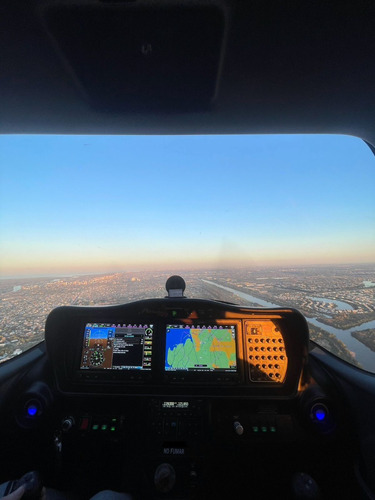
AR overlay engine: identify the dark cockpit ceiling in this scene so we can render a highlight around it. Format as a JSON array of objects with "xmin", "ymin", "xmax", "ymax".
[{"xmin": 1, "ymin": 0, "xmax": 375, "ymax": 147}]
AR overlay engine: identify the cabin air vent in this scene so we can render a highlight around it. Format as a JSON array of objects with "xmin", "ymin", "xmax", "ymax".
[
  {"xmin": 300, "ymin": 385, "xmax": 337, "ymax": 435},
  {"xmin": 15, "ymin": 381, "xmax": 53, "ymax": 429}
]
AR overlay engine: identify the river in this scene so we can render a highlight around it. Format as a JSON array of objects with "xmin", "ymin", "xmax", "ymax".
[{"xmin": 202, "ymin": 280, "xmax": 375, "ymax": 371}]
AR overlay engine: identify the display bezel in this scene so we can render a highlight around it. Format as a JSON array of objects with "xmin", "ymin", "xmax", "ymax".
[
  {"xmin": 72, "ymin": 318, "xmax": 158, "ymax": 382},
  {"xmin": 163, "ymin": 320, "xmax": 243, "ymax": 383},
  {"xmin": 79, "ymin": 322, "xmax": 154, "ymax": 372}
]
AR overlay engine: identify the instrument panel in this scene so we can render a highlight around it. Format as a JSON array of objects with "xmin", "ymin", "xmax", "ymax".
[
  {"xmin": 43, "ymin": 298, "xmax": 339, "ymax": 498},
  {"xmin": 45, "ymin": 298, "xmax": 309, "ymax": 397}
]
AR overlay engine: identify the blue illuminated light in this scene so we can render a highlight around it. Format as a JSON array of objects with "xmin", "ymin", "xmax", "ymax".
[
  {"xmin": 315, "ymin": 408, "xmax": 326, "ymax": 421},
  {"xmin": 27, "ymin": 404, "xmax": 38, "ymax": 417}
]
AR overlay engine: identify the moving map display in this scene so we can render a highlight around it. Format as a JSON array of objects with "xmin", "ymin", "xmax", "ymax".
[{"xmin": 165, "ymin": 324, "xmax": 237, "ymax": 372}]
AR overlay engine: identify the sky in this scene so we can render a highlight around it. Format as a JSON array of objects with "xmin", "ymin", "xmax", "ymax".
[{"xmin": 0, "ymin": 134, "xmax": 374, "ymax": 277}]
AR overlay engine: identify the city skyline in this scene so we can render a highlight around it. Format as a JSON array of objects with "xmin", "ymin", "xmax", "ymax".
[{"xmin": 1, "ymin": 134, "xmax": 374, "ymax": 277}]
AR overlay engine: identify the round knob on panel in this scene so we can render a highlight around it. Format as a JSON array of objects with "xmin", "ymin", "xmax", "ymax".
[
  {"xmin": 62, "ymin": 417, "xmax": 75, "ymax": 432},
  {"xmin": 154, "ymin": 463, "xmax": 176, "ymax": 493},
  {"xmin": 291, "ymin": 472, "xmax": 320, "ymax": 499},
  {"xmin": 234, "ymin": 421, "xmax": 244, "ymax": 436}
]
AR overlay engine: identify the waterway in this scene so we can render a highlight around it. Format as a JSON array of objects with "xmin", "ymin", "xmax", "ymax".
[
  {"xmin": 309, "ymin": 296, "xmax": 353, "ymax": 311},
  {"xmin": 12, "ymin": 286, "xmax": 21, "ymax": 292},
  {"xmin": 202, "ymin": 280, "xmax": 280, "ymax": 308},
  {"xmin": 202, "ymin": 280, "xmax": 375, "ymax": 371}
]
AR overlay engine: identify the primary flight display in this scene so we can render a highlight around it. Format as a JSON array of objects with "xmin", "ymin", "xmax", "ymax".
[{"xmin": 80, "ymin": 323, "xmax": 153, "ymax": 370}]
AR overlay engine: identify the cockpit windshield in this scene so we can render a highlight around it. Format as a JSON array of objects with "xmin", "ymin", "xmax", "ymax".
[{"xmin": 0, "ymin": 134, "xmax": 374, "ymax": 371}]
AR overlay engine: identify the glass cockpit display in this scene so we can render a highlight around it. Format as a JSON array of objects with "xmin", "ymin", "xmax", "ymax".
[
  {"xmin": 165, "ymin": 324, "xmax": 237, "ymax": 372},
  {"xmin": 80, "ymin": 323, "xmax": 153, "ymax": 370}
]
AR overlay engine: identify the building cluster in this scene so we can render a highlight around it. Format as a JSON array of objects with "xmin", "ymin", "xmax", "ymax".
[{"xmin": 209, "ymin": 266, "xmax": 375, "ymax": 321}]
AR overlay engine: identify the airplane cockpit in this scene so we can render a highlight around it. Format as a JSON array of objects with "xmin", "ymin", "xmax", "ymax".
[
  {"xmin": 0, "ymin": 275, "xmax": 372, "ymax": 499},
  {"xmin": 1, "ymin": 0, "xmax": 375, "ymax": 499}
]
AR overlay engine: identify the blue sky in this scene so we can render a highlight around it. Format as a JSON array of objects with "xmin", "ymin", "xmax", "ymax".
[{"xmin": 0, "ymin": 134, "xmax": 374, "ymax": 276}]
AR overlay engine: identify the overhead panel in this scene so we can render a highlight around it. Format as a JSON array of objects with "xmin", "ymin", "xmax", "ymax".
[{"xmin": 45, "ymin": 5, "xmax": 225, "ymax": 112}]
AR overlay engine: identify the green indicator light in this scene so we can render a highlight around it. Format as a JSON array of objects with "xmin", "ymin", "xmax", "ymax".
[
  {"xmin": 92, "ymin": 424, "xmax": 99, "ymax": 430},
  {"xmin": 172, "ymin": 311, "xmax": 177, "ymax": 317},
  {"xmin": 111, "ymin": 418, "xmax": 117, "ymax": 422},
  {"xmin": 110, "ymin": 426, "xmax": 116, "ymax": 432},
  {"xmin": 270, "ymin": 426, "xmax": 276, "ymax": 433},
  {"xmin": 101, "ymin": 424, "xmax": 107, "ymax": 431},
  {"xmin": 261, "ymin": 426, "xmax": 267, "ymax": 433},
  {"xmin": 252, "ymin": 426, "xmax": 259, "ymax": 433}
]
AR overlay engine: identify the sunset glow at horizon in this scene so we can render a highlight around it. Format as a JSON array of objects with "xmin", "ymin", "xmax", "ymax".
[{"xmin": 1, "ymin": 134, "xmax": 374, "ymax": 278}]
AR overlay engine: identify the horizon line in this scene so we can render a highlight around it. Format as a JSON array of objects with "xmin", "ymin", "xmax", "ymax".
[{"xmin": 1, "ymin": 261, "xmax": 374, "ymax": 280}]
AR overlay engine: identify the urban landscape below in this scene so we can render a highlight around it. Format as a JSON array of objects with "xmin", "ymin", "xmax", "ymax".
[{"xmin": 1, "ymin": 263, "xmax": 374, "ymax": 371}]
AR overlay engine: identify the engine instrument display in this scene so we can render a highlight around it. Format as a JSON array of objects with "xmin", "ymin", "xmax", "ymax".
[
  {"xmin": 165, "ymin": 324, "xmax": 237, "ymax": 372},
  {"xmin": 80, "ymin": 323, "xmax": 153, "ymax": 370}
]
